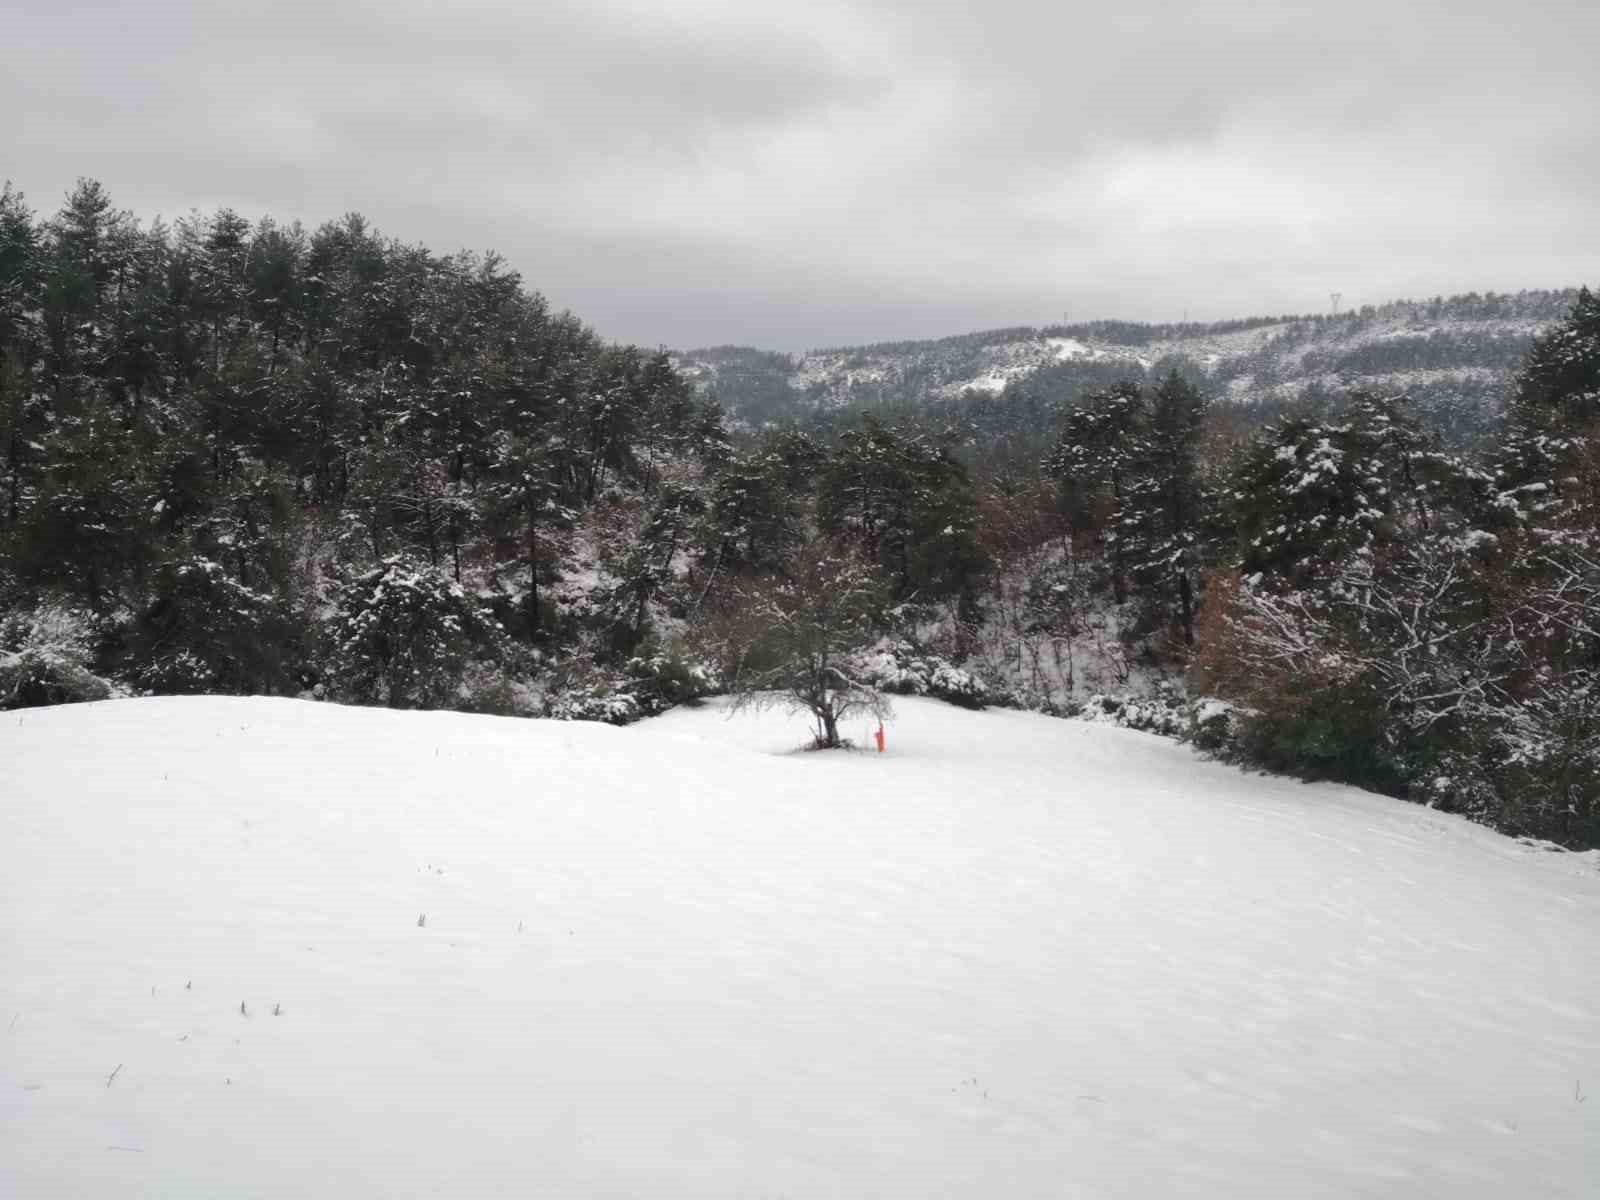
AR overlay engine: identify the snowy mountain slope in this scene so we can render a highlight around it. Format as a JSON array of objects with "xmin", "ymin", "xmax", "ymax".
[
  {"xmin": 3, "ymin": 696, "xmax": 1597, "ymax": 1197},
  {"xmin": 679, "ymin": 289, "xmax": 1579, "ymax": 435}
]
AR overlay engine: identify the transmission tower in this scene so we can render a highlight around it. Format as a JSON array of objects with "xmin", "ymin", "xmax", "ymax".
[{"xmin": 1330, "ymin": 292, "xmax": 1343, "ymax": 315}]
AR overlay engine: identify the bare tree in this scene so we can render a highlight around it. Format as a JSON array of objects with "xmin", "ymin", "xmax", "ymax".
[{"xmin": 722, "ymin": 541, "xmax": 892, "ymax": 749}]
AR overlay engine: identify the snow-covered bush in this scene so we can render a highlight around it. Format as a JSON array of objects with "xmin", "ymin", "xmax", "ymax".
[
  {"xmin": 131, "ymin": 558, "xmax": 301, "ymax": 696},
  {"xmin": 1187, "ymin": 697, "xmax": 1237, "ymax": 753},
  {"xmin": 542, "ymin": 653, "xmax": 643, "ymax": 725},
  {"xmin": 454, "ymin": 661, "xmax": 540, "ymax": 717},
  {"xmin": 1064, "ymin": 689, "xmax": 1190, "ymax": 738},
  {"xmin": 625, "ymin": 646, "xmax": 717, "ymax": 711},
  {"xmin": 545, "ymin": 685, "xmax": 642, "ymax": 726},
  {"xmin": 542, "ymin": 644, "xmax": 715, "ymax": 726},
  {"xmin": 328, "ymin": 557, "xmax": 506, "ymax": 710},
  {"xmin": 1, "ymin": 601, "xmax": 97, "ymax": 662},
  {"xmin": 855, "ymin": 639, "xmax": 989, "ymax": 710},
  {"xmin": 0, "ymin": 601, "xmax": 114, "ymax": 709},
  {"xmin": 1480, "ymin": 672, "xmax": 1599, "ymax": 847}
]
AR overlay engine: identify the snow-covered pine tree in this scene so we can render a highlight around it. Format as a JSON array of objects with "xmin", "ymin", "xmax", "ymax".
[
  {"xmin": 1221, "ymin": 392, "xmax": 1469, "ymax": 590},
  {"xmin": 818, "ymin": 417, "xmax": 982, "ymax": 603},
  {"xmin": 131, "ymin": 556, "xmax": 300, "ymax": 695},
  {"xmin": 1118, "ymin": 371, "xmax": 1208, "ymax": 646},
  {"xmin": 1492, "ymin": 285, "xmax": 1600, "ymax": 536},
  {"xmin": 1470, "ymin": 287, "xmax": 1600, "ymax": 843},
  {"xmin": 329, "ymin": 557, "xmax": 504, "ymax": 709},
  {"xmin": 1041, "ymin": 381, "xmax": 1144, "ymax": 602}
]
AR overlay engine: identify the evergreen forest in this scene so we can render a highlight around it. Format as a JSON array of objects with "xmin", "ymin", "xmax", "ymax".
[{"xmin": 3, "ymin": 180, "xmax": 1596, "ymax": 848}]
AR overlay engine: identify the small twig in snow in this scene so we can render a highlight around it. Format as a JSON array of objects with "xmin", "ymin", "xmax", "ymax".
[{"xmin": 105, "ymin": 1064, "xmax": 122, "ymax": 1088}]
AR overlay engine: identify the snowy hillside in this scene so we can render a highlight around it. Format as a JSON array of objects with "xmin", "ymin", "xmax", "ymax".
[
  {"xmin": 679, "ymin": 289, "xmax": 1578, "ymax": 440},
  {"xmin": 4, "ymin": 697, "xmax": 1597, "ymax": 1197}
]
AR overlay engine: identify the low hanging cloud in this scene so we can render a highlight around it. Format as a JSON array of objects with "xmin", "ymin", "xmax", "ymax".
[{"xmin": 8, "ymin": 0, "xmax": 1598, "ymax": 349}]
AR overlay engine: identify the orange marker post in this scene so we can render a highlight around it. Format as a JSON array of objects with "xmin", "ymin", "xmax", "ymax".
[{"xmin": 874, "ymin": 723, "xmax": 885, "ymax": 753}]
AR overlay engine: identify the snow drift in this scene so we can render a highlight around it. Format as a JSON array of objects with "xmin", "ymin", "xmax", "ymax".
[{"xmin": 2, "ymin": 696, "xmax": 1596, "ymax": 1197}]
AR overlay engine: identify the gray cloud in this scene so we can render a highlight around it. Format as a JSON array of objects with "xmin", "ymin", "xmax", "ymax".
[{"xmin": 6, "ymin": 0, "xmax": 1598, "ymax": 349}]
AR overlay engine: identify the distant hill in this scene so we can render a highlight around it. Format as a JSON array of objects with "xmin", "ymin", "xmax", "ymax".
[{"xmin": 678, "ymin": 289, "xmax": 1580, "ymax": 451}]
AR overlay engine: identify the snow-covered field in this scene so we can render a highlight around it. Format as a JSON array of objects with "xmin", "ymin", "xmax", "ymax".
[{"xmin": 3, "ymin": 696, "xmax": 1596, "ymax": 1197}]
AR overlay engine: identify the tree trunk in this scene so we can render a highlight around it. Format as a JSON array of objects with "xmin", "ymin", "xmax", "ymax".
[
  {"xmin": 422, "ymin": 495, "xmax": 439, "ymax": 567},
  {"xmin": 525, "ymin": 493, "xmax": 540, "ymax": 633},
  {"xmin": 821, "ymin": 708, "xmax": 839, "ymax": 749},
  {"xmin": 1178, "ymin": 569, "xmax": 1195, "ymax": 646},
  {"xmin": 5, "ymin": 428, "xmax": 18, "ymax": 526}
]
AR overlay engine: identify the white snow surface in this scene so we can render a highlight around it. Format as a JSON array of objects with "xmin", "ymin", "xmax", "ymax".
[{"xmin": 3, "ymin": 696, "xmax": 1597, "ymax": 1198}]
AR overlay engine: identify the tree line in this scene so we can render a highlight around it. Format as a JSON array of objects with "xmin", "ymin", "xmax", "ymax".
[
  {"xmin": 1025, "ymin": 291, "xmax": 1600, "ymax": 847},
  {"xmin": 1, "ymin": 179, "xmax": 1594, "ymax": 846},
  {"xmin": 0, "ymin": 179, "xmax": 983, "ymax": 720}
]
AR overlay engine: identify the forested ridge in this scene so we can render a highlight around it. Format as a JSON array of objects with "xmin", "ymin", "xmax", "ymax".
[
  {"xmin": 684, "ymin": 288, "xmax": 1575, "ymax": 458},
  {"xmin": 2, "ymin": 180, "xmax": 1596, "ymax": 847}
]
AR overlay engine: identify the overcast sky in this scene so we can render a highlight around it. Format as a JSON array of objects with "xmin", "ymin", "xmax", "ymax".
[{"xmin": 7, "ymin": 0, "xmax": 1598, "ymax": 350}]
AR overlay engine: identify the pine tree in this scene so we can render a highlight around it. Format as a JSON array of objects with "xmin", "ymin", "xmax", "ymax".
[
  {"xmin": 1221, "ymin": 394, "xmax": 1465, "ymax": 590},
  {"xmin": 329, "ymin": 557, "xmax": 503, "ymax": 708},
  {"xmin": 608, "ymin": 481, "xmax": 703, "ymax": 654},
  {"xmin": 21, "ymin": 393, "xmax": 155, "ymax": 609},
  {"xmin": 131, "ymin": 557, "xmax": 299, "ymax": 695},
  {"xmin": 1042, "ymin": 382, "xmax": 1145, "ymax": 601},
  {"xmin": 1119, "ymin": 371, "xmax": 1208, "ymax": 645},
  {"xmin": 1493, "ymin": 286, "xmax": 1600, "ymax": 535},
  {"xmin": 0, "ymin": 183, "xmax": 43, "ymax": 528},
  {"xmin": 818, "ymin": 417, "xmax": 983, "ymax": 601}
]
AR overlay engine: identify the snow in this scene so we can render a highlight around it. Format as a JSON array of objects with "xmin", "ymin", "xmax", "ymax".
[
  {"xmin": 3, "ymin": 696, "xmax": 1597, "ymax": 1197},
  {"xmin": 1045, "ymin": 336, "xmax": 1109, "ymax": 362},
  {"xmin": 962, "ymin": 370, "xmax": 1014, "ymax": 394}
]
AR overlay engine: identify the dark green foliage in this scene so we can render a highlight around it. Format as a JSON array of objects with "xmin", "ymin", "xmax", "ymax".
[
  {"xmin": 539, "ymin": 644, "xmax": 715, "ymax": 725},
  {"xmin": 1228, "ymin": 680, "xmax": 1409, "ymax": 795},
  {"xmin": 129, "ymin": 557, "xmax": 300, "ymax": 695},
  {"xmin": 624, "ymin": 645, "xmax": 716, "ymax": 711},
  {"xmin": 701, "ymin": 434, "xmax": 818, "ymax": 579},
  {"xmin": 0, "ymin": 179, "xmax": 725, "ymax": 700},
  {"xmin": 0, "ymin": 648, "xmax": 112, "ymax": 709},
  {"xmin": 329, "ymin": 557, "xmax": 504, "ymax": 709},
  {"xmin": 818, "ymin": 417, "xmax": 984, "ymax": 602},
  {"xmin": 605, "ymin": 482, "xmax": 704, "ymax": 655},
  {"xmin": 1194, "ymin": 291, "xmax": 1600, "ymax": 847},
  {"xmin": 1509, "ymin": 286, "xmax": 1600, "ymax": 429},
  {"xmin": 1043, "ymin": 375, "xmax": 1207, "ymax": 642},
  {"xmin": 1221, "ymin": 393, "xmax": 1487, "ymax": 588},
  {"xmin": 1493, "ymin": 287, "xmax": 1600, "ymax": 533},
  {"xmin": 1119, "ymin": 373, "xmax": 1207, "ymax": 643},
  {"xmin": 17, "ymin": 395, "xmax": 156, "ymax": 608},
  {"xmin": 0, "ymin": 602, "xmax": 112, "ymax": 709},
  {"xmin": 856, "ymin": 639, "xmax": 989, "ymax": 709}
]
